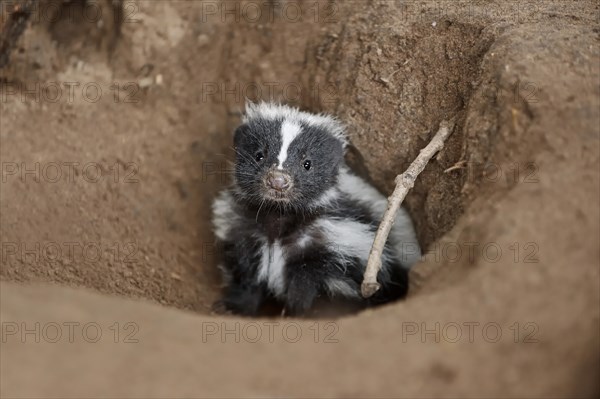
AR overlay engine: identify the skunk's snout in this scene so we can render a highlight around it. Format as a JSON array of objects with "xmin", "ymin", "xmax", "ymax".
[{"xmin": 266, "ymin": 170, "xmax": 291, "ymax": 192}]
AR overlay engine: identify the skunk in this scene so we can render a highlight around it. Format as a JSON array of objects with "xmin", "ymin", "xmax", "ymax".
[{"xmin": 212, "ymin": 102, "xmax": 421, "ymax": 316}]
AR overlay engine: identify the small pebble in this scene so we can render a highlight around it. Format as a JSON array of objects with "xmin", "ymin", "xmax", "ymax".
[
  {"xmin": 138, "ymin": 77, "xmax": 154, "ymax": 88},
  {"xmin": 170, "ymin": 272, "xmax": 181, "ymax": 280},
  {"xmin": 197, "ymin": 34, "xmax": 210, "ymax": 47}
]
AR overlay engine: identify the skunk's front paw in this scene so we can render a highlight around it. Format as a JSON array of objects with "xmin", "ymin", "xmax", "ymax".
[
  {"xmin": 218, "ymin": 283, "xmax": 266, "ymax": 316},
  {"xmin": 284, "ymin": 274, "xmax": 319, "ymax": 316}
]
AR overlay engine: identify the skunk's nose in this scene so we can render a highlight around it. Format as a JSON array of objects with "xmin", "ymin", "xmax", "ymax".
[{"xmin": 267, "ymin": 171, "xmax": 291, "ymax": 192}]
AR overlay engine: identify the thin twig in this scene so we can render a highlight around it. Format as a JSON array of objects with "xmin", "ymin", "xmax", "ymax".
[
  {"xmin": 361, "ymin": 119, "xmax": 455, "ymax": 298},
  {"xmin": 444, "ymin": 160, "xmax": 467, "ymax": 173}
]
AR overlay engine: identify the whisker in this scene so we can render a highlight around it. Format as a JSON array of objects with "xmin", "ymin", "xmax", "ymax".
[{"xmin": 255, "ymin": 198, "xmax": 266, "ymax": 223}]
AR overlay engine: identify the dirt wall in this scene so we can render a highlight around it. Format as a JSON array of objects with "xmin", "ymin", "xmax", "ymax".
[{"xmin": 1, "ymin": 1, "xmax": 599, "ymax": 397}]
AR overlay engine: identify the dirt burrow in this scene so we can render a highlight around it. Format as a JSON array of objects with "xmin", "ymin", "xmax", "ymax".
[
  {"xmin": 1, "ymin": 1, "xmax": 599, "ymax": 397},
  {"xmin": 0, "ymin": 0, "xmax": 495, "ymax": 310}
]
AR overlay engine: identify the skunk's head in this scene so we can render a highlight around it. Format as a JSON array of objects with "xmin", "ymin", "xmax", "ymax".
[{"xmin": 233, "ymin": 102, "xmax": 347, "ymax": 211}]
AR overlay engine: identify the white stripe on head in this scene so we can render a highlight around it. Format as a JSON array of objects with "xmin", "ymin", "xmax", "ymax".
[
  {"xmin": 244, "ymin": 102, "xmax": 348, "ymax": 147},
  {"xmin": 277, "ymin": 120, "xmax": 302, "ymax": 169}
]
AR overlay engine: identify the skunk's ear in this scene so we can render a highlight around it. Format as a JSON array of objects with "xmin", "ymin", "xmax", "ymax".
[{"xmin": 233, "ymin": 123, "xmax": 250, "ymax": 148}]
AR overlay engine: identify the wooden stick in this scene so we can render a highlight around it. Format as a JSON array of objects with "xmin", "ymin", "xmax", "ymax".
[{"xmin": 361, "ymin": 120, "xmax": 455, "ymax": 298}]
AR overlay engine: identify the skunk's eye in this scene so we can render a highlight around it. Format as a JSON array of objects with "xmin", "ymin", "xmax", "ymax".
[
  {"xmin": 255, "ymin": 152, "xmax": 264, "ymax": 162},
  {"xmin": 303, "ymin": 160, "xmax": 312, "ymax": 170}
]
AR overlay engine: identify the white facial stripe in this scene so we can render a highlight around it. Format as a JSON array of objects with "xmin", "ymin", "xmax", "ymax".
[
  {"xmin": 277, "ymin": 121, "xmax": 302, "ymax": 169},
  {"xmin": 244, "ymin": 102, "xmax": 348, "ymax": 147}
]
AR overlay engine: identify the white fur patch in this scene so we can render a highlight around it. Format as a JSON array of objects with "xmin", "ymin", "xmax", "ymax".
[
  {"xmin": 257, "ymin": 239, "xmax": 286, "ymax": 297},
  {"xmin": 212, "ymin": 191, "xmax": 237, "ymax": 241},
  {"xmin": 277, "ymin": 121, "xmax": 302, "ymax": 169},
  {"xmin": 296, "ymin": 233, "xmax": 312, "ymax": 248},
  {"xmin": 315, "ymin": 217, "xmax": 374, "ymax": 264},
  {"xmin": 389, "ymin": 208, "xmax": 422, "ymax": 267},
  {"xmin": 217, "ymin": 263, "xmax": 232, "ymax": 287},
  {"xmin": 338, "ymin": 167, "xmax": 388, "ymax": 215},
  {"xmin": 244, "ymin": 102, "xmax": 348, "ymax": 147},
  {"xmin": 312, "ymin": 187, "xmax": 340, "ymax": 208}
]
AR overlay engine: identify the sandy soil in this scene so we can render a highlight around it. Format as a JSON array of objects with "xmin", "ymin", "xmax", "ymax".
[{"xmin": 1, "ymin": 0, "xmax": 599, "ymax": 397}]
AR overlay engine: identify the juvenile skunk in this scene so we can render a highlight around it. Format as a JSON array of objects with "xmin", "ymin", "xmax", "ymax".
[{"xmin": 212, "ymin": 102, "xmax": 421, "ymax": 316}]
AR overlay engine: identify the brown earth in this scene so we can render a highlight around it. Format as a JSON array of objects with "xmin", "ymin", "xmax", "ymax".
[{"xmin": 1, "ymin": 0, "xmax": 599, "ymax": 397}]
